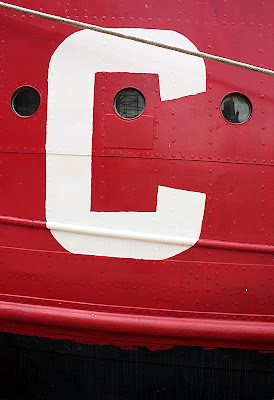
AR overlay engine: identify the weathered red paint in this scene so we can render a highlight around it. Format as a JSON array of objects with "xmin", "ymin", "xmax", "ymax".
[{"xmin": 0, "ymin": 0, "xmax": 273, "ymax": 350}]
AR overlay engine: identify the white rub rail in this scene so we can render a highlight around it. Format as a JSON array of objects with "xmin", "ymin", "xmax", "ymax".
[
  {"xmin": 47, "ymin": 221, "xmax": 196, "ymax": 247},
  {"xmin": 0, "ymin": 1, "xmax": 273, "ymax": 76}
]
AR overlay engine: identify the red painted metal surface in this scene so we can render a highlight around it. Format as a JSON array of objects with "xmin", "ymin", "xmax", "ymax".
[
  {"xmin": 104, "ymin": 114, "xmax": 154, "ymax": 150},
  {"xmin": 0, "ymin": 300, "xmax": 273, "ymax": 350},
  {"xmin": 0, "ymin": 0, "xmax": 273, "ymax": 350}
]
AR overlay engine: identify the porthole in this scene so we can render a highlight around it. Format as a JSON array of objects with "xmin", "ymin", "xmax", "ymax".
[
  {"xmin": 114, "ymin": 88, "xmax": 145, "ymax": 119},
  {"xmin": 11, "ymin": 86, "xmax": 40, "ymax": 117},
  {"xmin": 221, "ymin": 93, "xmax": 252, "ymax": 124}
]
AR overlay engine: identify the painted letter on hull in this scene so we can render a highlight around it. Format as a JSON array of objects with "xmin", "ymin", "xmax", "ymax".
[
  {"xmin": 0, "ymin": 0, "xmax": 273, "ymax": 353},
  {"xmin": 46, "ymin": 29, "xmax": 206, "ymax": 259}
]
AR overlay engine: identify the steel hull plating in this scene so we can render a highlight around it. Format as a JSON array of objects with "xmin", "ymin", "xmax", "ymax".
[{"xmin": 0, "ymin": 0, "xmax": 273, "ymax": 351}]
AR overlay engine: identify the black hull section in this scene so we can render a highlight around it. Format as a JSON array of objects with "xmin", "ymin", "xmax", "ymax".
[{"xmin": 0, "ymin": 332, "xmax": 273, "ymax": 400}]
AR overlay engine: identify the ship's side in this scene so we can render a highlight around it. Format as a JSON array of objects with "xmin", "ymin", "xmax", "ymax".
[{"xmin": 0, "ymin": 0, "xmax": 273, "ymax": 398}]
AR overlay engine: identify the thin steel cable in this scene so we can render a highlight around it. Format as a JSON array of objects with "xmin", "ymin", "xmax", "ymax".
[{"xmin": 0, "ymin": 1, "xmax": 273, "ymax": 76}]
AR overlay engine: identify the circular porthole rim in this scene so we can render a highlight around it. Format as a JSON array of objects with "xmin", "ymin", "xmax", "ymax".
[
  {"xmin": 11, "ymin": 85, "xmax": 41, "ymax": 118},
  {"xmin": 113, "ymin": 87, "xmax": 146, "ymax": 120},
  {"xmin": 220, "ymin": 91, "xmax": 252, "ymax": 125}
]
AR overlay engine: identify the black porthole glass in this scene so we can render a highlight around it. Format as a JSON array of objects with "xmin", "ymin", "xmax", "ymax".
[
  {"xmin": 11, "ymin": 86, "xmax": 40, "ymax": 117},
  {"xmin": 221, "ymin": 93, "xmax": 252, "ymax": 124},
  {"xmin": 114, "ymin": 88, "xmax": 145, "ymax": 119}
]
